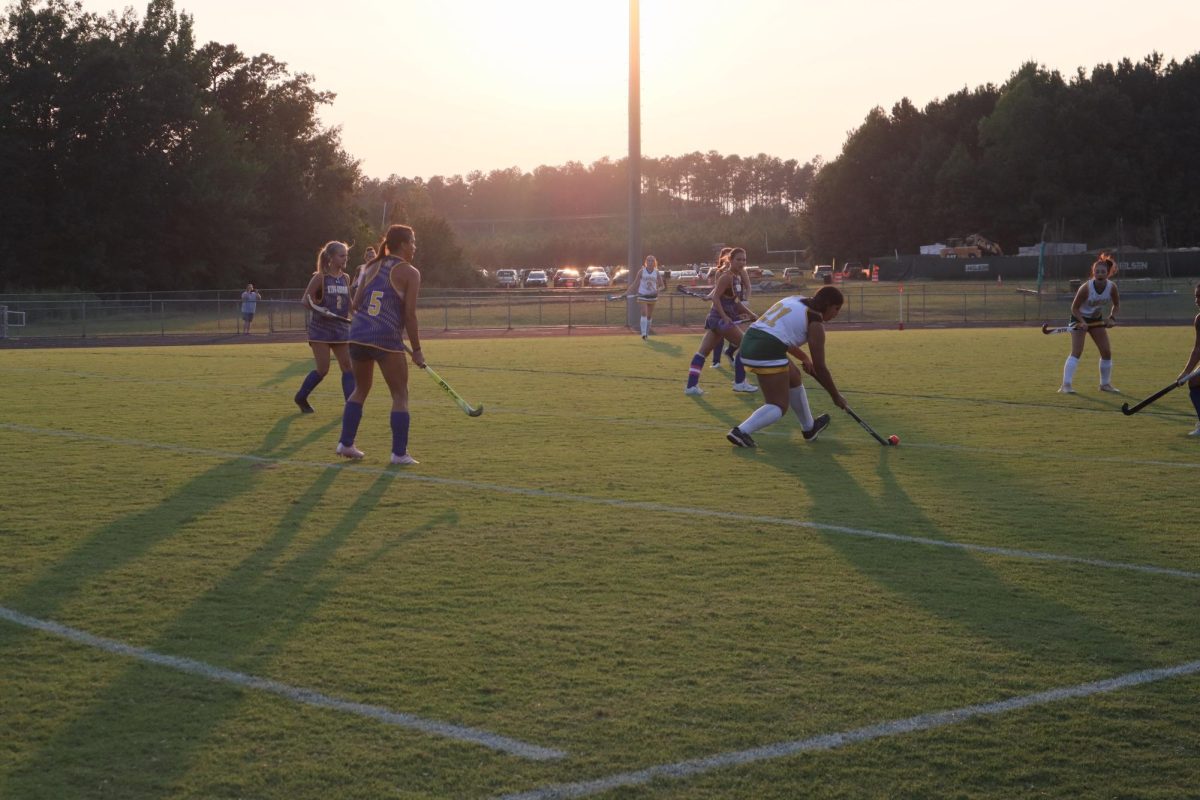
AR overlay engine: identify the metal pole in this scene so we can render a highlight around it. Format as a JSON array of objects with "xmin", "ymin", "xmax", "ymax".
[{"xmin": 626, "ymin": 0, "xmax": 641, "ymax": 331}]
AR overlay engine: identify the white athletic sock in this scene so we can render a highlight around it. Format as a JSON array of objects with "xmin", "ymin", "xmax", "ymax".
[
  {"xmin": 1063, "ymin": 355, "xmax": 1079, "ymax": 386},
  {"xmin": 789, "ymin": 385, "xmax": 815, "ymax": 430},
  {"xmin": 640, "ymin": 315, "xmax": 648, "ymax": 336},
  {"xmin": 1100, "ymin": 358, "xmax": 1113, "ymax": 384},
  {"xmin": 739, "ymin": 404, "xmax": 784, "ymax": 435}
]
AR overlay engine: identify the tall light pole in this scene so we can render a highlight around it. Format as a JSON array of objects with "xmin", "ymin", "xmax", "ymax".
[{"xmin": 627, "ymin": 0, "xmax": 641, "ymax": 328}]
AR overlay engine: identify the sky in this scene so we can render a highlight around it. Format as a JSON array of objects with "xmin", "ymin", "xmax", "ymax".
[{"xmin": 77, "ymin": 0, "xmax": 1200, "ymax": 180}]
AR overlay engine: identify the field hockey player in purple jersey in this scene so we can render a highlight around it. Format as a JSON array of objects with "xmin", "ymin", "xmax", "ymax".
[
  {"xmin": 294, "ymin": 241, "xmax": 355, "ymax": 413},
  {"xmin": 336, "ymin": 224, "xmax": 425, "ymax": 465},
  {"xmin": 709, "ymin": 247, "xmax": 738, "ymax": 369},
  {"xmin": 684, "ymin": 247, "xmax": 758, "ymax": 395}
]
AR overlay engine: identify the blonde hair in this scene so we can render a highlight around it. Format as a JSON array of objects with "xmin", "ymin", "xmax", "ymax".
[{"xmin": 315, "ymin": 241, "xmax": 349, "ymax": 275}]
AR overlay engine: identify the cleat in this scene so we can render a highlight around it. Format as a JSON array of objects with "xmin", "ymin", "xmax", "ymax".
[
  {"xmin": 684, "ymin": 385, "xmax": 705, "ymax": 396},
  {"xmin": 726, "ymin": 426, "xmax": 756, "ymax": 448},
  {"xmin": 802, "ymin": 413, "xmax": 831, "ymax": 441},
  {"xmin": 710, "ymin": 362, "xmax": 723, "ymax": 369},
  {"xmin": 1188, "ymin": 424, "xmax": 1200, "ymax": 437},
  {"xmin": 1057, "ymin": 384, "xmax": 1075, "ymax": 394},
  {"xmin": 294, "ymin": 395, "xmax": 315, "ymax": 413},
  {"xmin": 335, "ymin": 442, "xmax": 365, "ymax": 460},
  {"xmin": 1099, "ymin": 384, "xmax": 1121, "ymax": 393},
  {"xmin": 732, "ymin": 381, "xmax": 759, "ymax": 393},
  {"xmin": 390, "ymin": 453, "xmax": 419, "ymax": 465}
]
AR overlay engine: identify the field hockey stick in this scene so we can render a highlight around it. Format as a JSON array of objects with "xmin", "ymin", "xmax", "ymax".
[
  {"xmin": 843, "ymin": 405, "xmax": 897, "ymax": 446},
  {"xmin": 1120, "ymin": 365, "xmax": 1200, "ymax": 416},
  {"xmin": 306, "ymin": 296, "xmax": 352, "ymax": 324},
  {"xmin": 420, "ymin": 363, "xmax": 483, "ymax": 417},
  {"xmin": 606, "ymin": 293, "xmax": 630, "ymax": 301},
  {"xmin": 675, "ymin": 285, "xmax": 714, "ymax": 299},
  {"xmin": 1040, "ymin": 320, "xmax": 1111, "ymax": 335}
]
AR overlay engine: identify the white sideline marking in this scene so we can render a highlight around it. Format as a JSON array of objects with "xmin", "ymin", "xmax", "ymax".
[
  {"xmin": 498, "ymin": 658, "xmax": 1200, "ymax": 799},
  {"xmin": 0, "ymin": 605, "xmax": 565, "ymax": 761},
  {"xmin": 3, "ymin": 422, "xmax": 1198, "ymax": 582}
]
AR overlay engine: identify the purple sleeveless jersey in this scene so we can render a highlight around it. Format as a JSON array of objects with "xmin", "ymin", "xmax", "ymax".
[
  {"xmin": 349, "ymin": 259, "xmax": 407, "ymax": 352},
  {"xmin": 307, "ymin": 273, "xmax": 351, "ymax": 343}
]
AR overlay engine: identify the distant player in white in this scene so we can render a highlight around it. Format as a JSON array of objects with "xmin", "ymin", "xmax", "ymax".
[
  {"xmin": 1060, "ymin": 257, "xmax": 1121, "ymax": 394},
  {"xmin": 726, "ymin": 287, "xmax": 847, "ymax": 448},
  {"xmin": 628, "ymin": 254, "xmax": 666, "ymax": 339}
]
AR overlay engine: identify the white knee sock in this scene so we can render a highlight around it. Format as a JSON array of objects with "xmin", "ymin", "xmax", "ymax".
[
  {"xmin": 1100, "ymin": 358, "xmax": 1113, "ymax": 385},
  {"xmin": 789, "ymin": 386, "xmax": 815, "ymax": 430},
  {"xmin": 1063, "ymin": 355, "xmax": 1079, "ymax": 386},
  {"xmin": 739, "ymin": 404, "xmax": 784, "ymax": 434},
  {"xmin": 640, "ymin": 316, "xmax": 648, "ymax": 336}
]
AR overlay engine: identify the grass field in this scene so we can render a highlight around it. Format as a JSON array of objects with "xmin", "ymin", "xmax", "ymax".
[{"xmin": 1, "ymin": 325, "xmax": 1198, "ymax": 799}]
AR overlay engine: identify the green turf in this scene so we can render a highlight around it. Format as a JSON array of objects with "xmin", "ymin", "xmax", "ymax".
[{"xmin": 1, "ymin": 326, "xmax": 1198, "ymax": 799}]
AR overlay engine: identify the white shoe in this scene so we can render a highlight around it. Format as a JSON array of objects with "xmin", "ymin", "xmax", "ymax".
[
  {"xmin": 684, "ymin": 385, "xmax": 705, "ymax": 396},
  {"xmin": 1099, "ymin": 384, "xmax": 1121, "ymax": 393},
  {"xmin": 1188, "ymin": 424, "xmax": 1200, "ymax": 437},
  {"xmin": 335, "ymin": 442, "xmax": 365, "ymax": 460},
  {"xmin": 1057, "ymin": 384, "xmax": 1075, "ymax": 394},
  {"xmin": 709, "ymin": 362, "xmax": 723, "ymax": 369},
  {"xmin": 732, "ymin": 382, "xmax": 759, "ymax": 393},
  {"xmin": 390, "ymin": 453, "xmax": 419, "ymax": 465}
]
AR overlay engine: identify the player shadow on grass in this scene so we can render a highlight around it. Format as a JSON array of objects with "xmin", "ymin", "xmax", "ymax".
[
  {"xmin": 0, "ymin": 466, "xmax": 453, "ymax": 797},
  {"xmin": 259, "ymin": 356, "xmax": 321, "ymax": 388},
  {"xmin": 750, "ymin": 443, "xmax": 1152, "ymax": 672},
  {"xmin": 643, "ymin": 339, "xmax": 682, "ymax": 357}
]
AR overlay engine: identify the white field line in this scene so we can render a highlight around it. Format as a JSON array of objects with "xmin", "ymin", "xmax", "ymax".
[
  {"xmin": 3, "ymin": 422, "xmax": 1198, "ymax": 582},
  {"xmin": 0, "ymin": 604, "xmax": 565, "ymax": 761},
  {"xmin": 498, "ymin": 658, "xmax": 1200, "ymax": 799}
]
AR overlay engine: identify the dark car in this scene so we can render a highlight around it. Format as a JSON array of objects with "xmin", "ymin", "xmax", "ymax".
[{"xmin": 553, "ymin": 268, "xmax": 581, "ymax": 288}]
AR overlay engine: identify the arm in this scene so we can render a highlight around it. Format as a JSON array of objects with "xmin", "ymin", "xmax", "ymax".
[
  {"xmin": 1108, "ymin": 284, "xmax": 1120, "ymax": 323},
  {"xmin": 301, "ymin": 275, "xmax": 323, "ymax": 312},
  {"xmin": 394, "ymin": 263, "xmax": 424, "ymax": 367},
  {"xmin": 804, "ymin": 323, "xmax": 846, "ymax": 408},
  {"xmin": 1180, "ymin": 315, "xmax": 1200, "ymax": 382},
  {"xmin": 626, "ymin": 268, "xmax": 642, "ymax": 297},
  {"xmin": 1069, "ymin": 285, "xmax": 1090, "ymax": 327}
]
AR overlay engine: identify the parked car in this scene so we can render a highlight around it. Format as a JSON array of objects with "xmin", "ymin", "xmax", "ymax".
[
  {"xmin": 812, "ymin": 264, "xmax": 833, "ymax": 281},
  {"xmin": 586, "ymin": 270, "xmax": 611, "ymax": 288},
  {"xmin": 760, "ymin": 269, "xmax": 776, "ymax": 279},
  {"xmin": 496, "ymin": 269, "xmax": 519, "ymax": 288},
  {"xmin": 745, "ymin": 267, "xmax": 764, "ymax": 283},
  {"xmin": 524, "ymin": 269, "xmax": 549, "ymax": 288},
  {"xmin": 553, "ymin": 268, "xmax": 581, "ymax": 288},
  {"xmin": 610, "ymin": 268, "xmax": 630, "ymax": 287},
  {"xmin": 673, "ymin": 270, "xmax": 699, "ymax": 283},
  {"xmin": 782, "ymin": 267, "xmax": 803, "ymax": 283}
]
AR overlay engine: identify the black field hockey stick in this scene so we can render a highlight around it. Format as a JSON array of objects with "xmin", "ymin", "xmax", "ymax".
[
  {"xmin": 421, "ymin": 364, "xmax": 483, "ymax": 417},
  {"xmin": 306, "ymin": 296, "xmax": 352, "ymax": 324},
  {"xmin": 1120, "ymin": 366, "xmax": 1200, "ymax": 416},
  {"xmin": 1041, "ymin": 320, "xmax": 1111, "ymax": 335},
  {"xmin": 843, "ymin": 405, "xmax": 897, "ymax": 446},
  {"xmin": 675, "ymin": 284, "xmax": 714, "ymax": 299}
]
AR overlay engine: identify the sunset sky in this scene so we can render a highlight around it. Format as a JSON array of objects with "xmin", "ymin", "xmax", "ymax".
[{"xmin": 79, "ymin": 1, "xmax": 1200, "ymax": 180}]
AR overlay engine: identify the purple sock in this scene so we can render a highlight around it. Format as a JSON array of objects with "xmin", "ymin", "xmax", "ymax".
[
  {"xmin": 734, "ymin": 352, "xmax": 746, "ymax": 384},
  {"xmin": 339, "ymin": 401, "xmax": 363, "ymax": 447},
  {"xmin": 296, "ymin": 370, "xmax": 323, "ymax": 401},
  {"xmin": 1190, "ymin": 386, "xmax": 1200, "ymax": 420},
  {"xmin": 391, "ymin": 411, "xmax": 410, "ymax": 456},
  {"xmin": 711, "ymin": 349, "xmax": 721, "ymax": 366},
  {"xmin": 341, "ymin": 370, "xmax": 355, "ymax": 400},
  {"xmin": 726, "ymin": 342, "xmax": 737, "ymax": 359},
  {"xmin": 687, "ymin": 354, "xmax": 705, "ymax": 388}
]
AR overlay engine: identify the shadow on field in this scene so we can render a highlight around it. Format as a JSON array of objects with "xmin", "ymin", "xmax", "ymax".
[
  {"xmin": 644, "ymin": 339, "xmax": 682, "ymax": 357},
  {"xmin": 752, "ymin": 443, "xmax": 1149, "ymax": 675},
  {"xmin": 0, "ymin": 428, "xmax": 422, "ymax": 796},
  {"xmin": 259, "ymin": 356, "xmax": 319, "ymax": 388}
]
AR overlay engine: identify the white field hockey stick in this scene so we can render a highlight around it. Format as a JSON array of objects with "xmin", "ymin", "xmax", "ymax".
[
  {"xmin": 675, "ymin": 285, "xmax": 714, "ymax": 299},
  {"xmin": 306, "ymin": 296, "xmax": 351, "ymax": 324},
  {"xmin": 1041, "ymin": 320, "xmax": 1111, "ymax": 335},
  {"xmin": 1121, "ymin": 365, "xmax": 1200, "ymax": 416}
]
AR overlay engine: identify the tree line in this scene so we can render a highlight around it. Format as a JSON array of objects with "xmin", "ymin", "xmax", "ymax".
[{"xmin": 4, "ymin": 0, "xmax": 1198, "ymax": 291}]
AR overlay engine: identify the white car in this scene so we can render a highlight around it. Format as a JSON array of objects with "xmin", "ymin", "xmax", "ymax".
[
  {"xmin": 586, "ymin": 271, "xmax": 611, "ymax": 288},
  {"xmin": 496, "ymin": 269, "xmax": 519, "ymax": 288}
]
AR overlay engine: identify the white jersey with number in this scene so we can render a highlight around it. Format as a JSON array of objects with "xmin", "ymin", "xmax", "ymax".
[
  {"xmin": 637, "ymin": 268, "xmax": 661, "ymax": 296},
  {"xmin": 1078, "ymin": 279, "xmax": 1115, "ymax": 318},
  {"xmin": 748, "ymin": 295, "xmax": 813, "ymax": 348}
]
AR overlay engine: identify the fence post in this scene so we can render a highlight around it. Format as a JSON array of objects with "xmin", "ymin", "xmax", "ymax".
[
  {"xmin": 506, "ymin": 291, "xmax": 512, "ymax": 330},
  {"xmin": 444, "ymin": 297, "xmax": 449, "ymax": 332},
  {"xmin": 160, "ymin": 300, "xmax": 165, "ymax": 336},
  {"xmin": 468, "ymin": 294, "xmax": 473, "ymax": 328},
  {"xmin": 567, "ymin": 293, "xmax": 573, "ymax": 329},
  {"xmin": 983, "ymin": 284, "xmax": 988, "ymax": 321},
  {"xmin": 538, "ymin": 294, "xmax": 542, "ymax": 326},
  {"xmin": 81, "ymin": 301, "xmax": 87, "ymax": 338}
]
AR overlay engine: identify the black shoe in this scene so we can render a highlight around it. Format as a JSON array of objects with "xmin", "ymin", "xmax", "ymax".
[
  {"xmin": 294, "ymin": 395, "xmax": 315, "ymax": 414},
  {"xmin": 802, "ymin": 413, "xmax": 830, "ymax": 441},
  {"xmin": 727, "ymin": 426, "xmax": 756, "ymax": 448}
]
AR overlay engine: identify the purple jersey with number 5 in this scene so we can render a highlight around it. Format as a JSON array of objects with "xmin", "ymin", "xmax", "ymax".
[{"xmin": 349, "ymin": 259, "xmax": 406, "ymax": 352}]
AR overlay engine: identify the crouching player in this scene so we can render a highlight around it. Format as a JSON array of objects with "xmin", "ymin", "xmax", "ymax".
[
  {"xmin": 1182, "ymin": 282, "xmax": 1200, "ymax": 437},
  {"xmin": 726, "ymin": 286, "xmax": 847, "ymax": 448}
]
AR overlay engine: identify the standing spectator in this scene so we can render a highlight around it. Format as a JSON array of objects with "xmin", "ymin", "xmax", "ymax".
[
  {"xmin": 240, "ymin": 283, "xmax": 262, "ymax": 335},
  {"xmin": 351, "ymin": 247, "xmax": 378, "ymax": 294}
]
